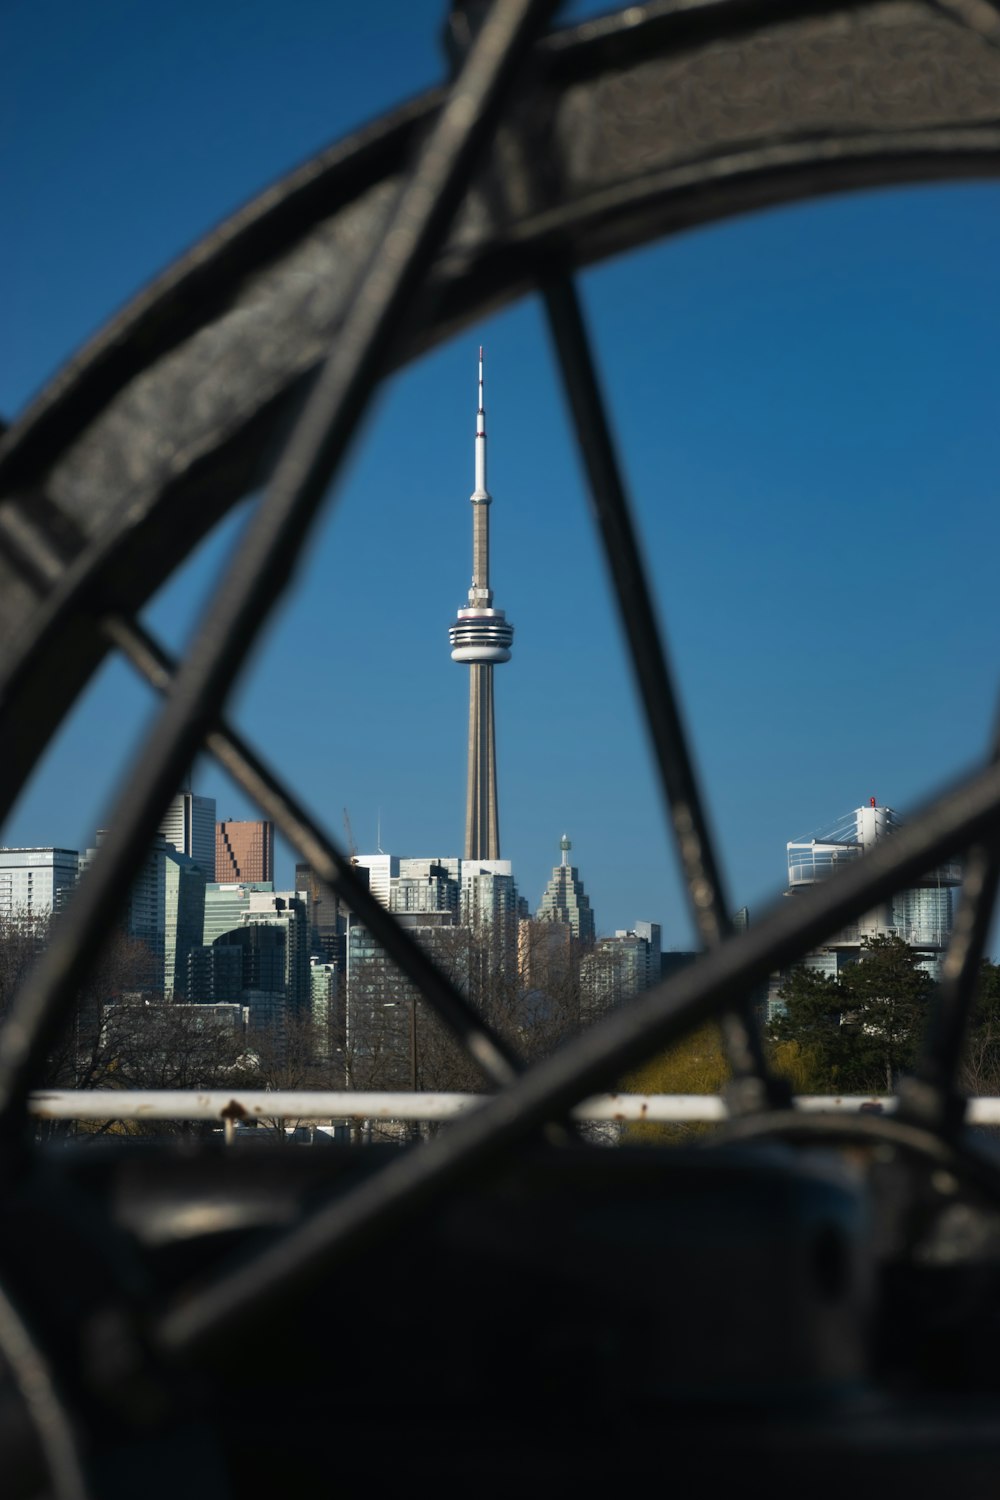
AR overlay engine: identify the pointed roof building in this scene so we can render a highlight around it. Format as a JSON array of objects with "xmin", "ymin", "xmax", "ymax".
[{"xmin": 536, "ymin": 835, "xmax": 595, "ymax": 943}]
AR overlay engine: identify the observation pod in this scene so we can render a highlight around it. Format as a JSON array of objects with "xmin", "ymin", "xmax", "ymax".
[{"xmin": 449, "ymin": 608, "xmax": 514, "ymax": 663}]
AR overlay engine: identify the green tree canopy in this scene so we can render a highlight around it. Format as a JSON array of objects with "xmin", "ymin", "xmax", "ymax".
[{"xmin": 769, "ymin": 935, "xmax": 935, "ymax": 1094}]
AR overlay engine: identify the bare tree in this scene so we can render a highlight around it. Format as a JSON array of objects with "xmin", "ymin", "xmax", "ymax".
[{"xmin": 344, "ymin": 917, "xmax": 591, "ymax": 1100}]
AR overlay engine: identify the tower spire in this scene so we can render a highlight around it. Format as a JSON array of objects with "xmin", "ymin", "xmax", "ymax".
[
  {"xmin": 449, "ymin": 347, "xmax": 514, "ymax": 861},
  {"xmin": 474, "ymin": 345, "xmax": 488, "ymax": 502}
]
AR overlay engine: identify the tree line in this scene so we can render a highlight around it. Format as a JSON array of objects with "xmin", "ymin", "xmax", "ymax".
[
  {"xmin": 0, "ymin": 909, "xmax": 596, "ymax": 1136},
  {"xmin": 0, "ymin": 908, "xmax": 341, "ymax": 1137},
  {"xmin": 627, "ymin": 935, "xmax": 1000, "ymax": 1129},
  {"xmin": 10, "ymin": 902, "xmax": 994, "ymax": 1144}
]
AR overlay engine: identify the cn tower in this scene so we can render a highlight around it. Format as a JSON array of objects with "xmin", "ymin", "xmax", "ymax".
[{"xmin": 448, "ymin": 348, "xmax": 514, "ymax": 861}]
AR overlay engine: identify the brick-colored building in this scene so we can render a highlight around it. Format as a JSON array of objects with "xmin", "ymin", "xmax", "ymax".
[{"xmin": 215, "ymin": 820, "xmax": 274, "ymax": 883}]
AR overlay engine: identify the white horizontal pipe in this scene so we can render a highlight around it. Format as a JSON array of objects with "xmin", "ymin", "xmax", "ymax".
[{"xmin": 27, "ymin": 1090, "xmax": 1000, "ymax": 1125}]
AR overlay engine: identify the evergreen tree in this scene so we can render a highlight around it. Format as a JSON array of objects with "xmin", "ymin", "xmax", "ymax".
[{"xmin": 770, "ymin": 935, "xmax": 934, "ymax": 1093}]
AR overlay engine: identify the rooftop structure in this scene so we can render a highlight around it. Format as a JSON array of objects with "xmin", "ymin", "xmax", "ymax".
[{"xmin": 448, "ymin": 349, "xmax": 514, "ymax": 861}]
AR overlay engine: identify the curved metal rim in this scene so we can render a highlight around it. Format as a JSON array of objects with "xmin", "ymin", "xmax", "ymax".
[
  {"xmin": 0, "ymin": 0, "xmax": 980, "ymax": 489},
  {"xmin": 1, "ymin": 130, "xmax": 997, "ymax": 835},
  {"xmin": 0, "ymin": 0, "xmax": 997, "ymax": 1416}
]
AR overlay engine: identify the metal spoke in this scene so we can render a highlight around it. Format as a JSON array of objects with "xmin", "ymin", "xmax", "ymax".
[
  {"xmin": 541, "ymin": 274, "xmax": 784, "ymax": 1111},
  {"xmin": 897, "ymin": 707, "xmax": 1000, "ymax": 1129},
  {"xmin": 899, "ymin": 841, "xmax": 1000, "ymax": 1129},
  {"xmin": 151, "ymin": 752, "xmax": 1000, "ymax": 1361},
  {"xmin": 0, "ymin": 0, "xmax": 558, "ymax": 1130}
]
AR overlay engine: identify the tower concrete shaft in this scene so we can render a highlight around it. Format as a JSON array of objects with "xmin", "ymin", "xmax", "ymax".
[
  {"xmin": 465, "ymin": 662, "xmax": 499, "ymax": 860},
  {"xmin": 448, "ymin": 349, "xmax": 514, "ymax": 861}
]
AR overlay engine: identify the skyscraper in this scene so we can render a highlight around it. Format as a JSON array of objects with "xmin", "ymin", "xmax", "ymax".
[
  {"xmin": 536, "ymin": 835, "xmax": 596, "ymax": 944},
  {"xmin": 449, "ymin": 349, "xmax": 514, "ymax": 860},
  {"xmin": 295, "ymin": 860, "xmax": 350, "ymax": 966},
  {"xmin": 79, "ymin": 833, "xmax": 204, "ymax": 997},
  {"xmin": 159, "ymin": 792, "xmax": 217, "ymax": 878},
  {"xmin": 216, "ymin": 819, "xmax": 274, "ymax": 883}
]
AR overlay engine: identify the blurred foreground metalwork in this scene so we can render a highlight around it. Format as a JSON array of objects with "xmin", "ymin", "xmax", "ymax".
[{"xmin": 2, "ymin": 2, "xmax": 1000, "ymax": 1494}]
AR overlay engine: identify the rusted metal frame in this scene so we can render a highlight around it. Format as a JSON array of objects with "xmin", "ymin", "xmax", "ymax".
[
  {"xmin": 100, "ymin": 613, "xmax": 520, "ymax": 1088},
  {"xmin": 540, "ymin": 275, "xmax": 784, "ymax": 1113},
  {"xmin": 150, "ymin": 756, "xmax": 1000, "ymax": 1361},
  {"xmin": 0, "ymin": 0, "xmax": 559, "ymax": 1133}
]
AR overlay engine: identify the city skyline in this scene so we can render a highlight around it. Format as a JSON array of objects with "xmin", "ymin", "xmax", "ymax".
[{"xmin": 4, "ymin": 2, "xmax": 1000, "ymax": 946}]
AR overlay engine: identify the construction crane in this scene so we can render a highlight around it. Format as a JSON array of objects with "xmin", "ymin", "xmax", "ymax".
[{"xmin": 342, "ymin": 807, "xmax": 358, "ymax": 867}]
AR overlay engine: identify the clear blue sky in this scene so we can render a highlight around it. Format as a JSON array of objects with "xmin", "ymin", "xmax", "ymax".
[{"xmin": 4, "ymin": 1, "xmax": 999, "ymax": 948}]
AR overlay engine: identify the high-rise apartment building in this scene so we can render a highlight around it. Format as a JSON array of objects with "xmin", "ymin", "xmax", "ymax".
[
  {"xmin": 580, "ymin": 923, "xmax": 660, "ymax": 1020},
  {"xmin": 163, "ymin": 845, "xmax": 207, "ymax": 999},
  {"xmin": 536, "ymin": 835, "xmax": 596, "ymax": 944},
  {"xmin": 187, "ymin": 943, "xmax": 243, "ymax": 1005},
  {"xmin": 353, "ymin": 855, "xmax": 466, "ymax": 921},
  {"xmin": 295, "ymin": 861, "xmax": 353, "ymax": 966},
  {"xmin": 346, "ymin": 851, "xmax": 522, "ymax": 1084},
  {"xmin": 216, "ymin": 819, "xmax": 274, "ymax": 883},
  {"xmin": 191, "ymin": 889, "xmax": 310, "ymax": 1033},
  {"xmin": 309, "ymin": 957, "xmax": 340, "ymax": 1064},
  {"xmin": 80, "ymin": 833, "xmax": 205, "ymax": 997},
  {"xmin": 346, "ymin": 911, "xmax": 466, "ymax": 1090},
  {"xmin": 239, "ymin": 892, "xmax": 310, "ymax": 1016},
  {"xmin": 449, "ymin": 350, "xmax": 514, "ymax": 860},
  {"xmin": 159, "ymin": 791, "xmax": 217, "ymax": 878},
  {"xmin": 0, "ymin": 848, "xmax": 78, "ymax": 920},
  {"xmin": 631, "ymin": 921, "xmax": 662, "ymax": 989},
  {"xmin": 769, "ymin": 800, "xmax": 962, "ymax": 1013},
  {"xmin": 461, "ymin": 858, "xmax": 520, "ymax": 936}
]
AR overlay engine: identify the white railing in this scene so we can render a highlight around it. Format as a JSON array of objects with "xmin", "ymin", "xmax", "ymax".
[{"xmin": 28, "ymin": 1088, "xmax": 1000, "ymax": 1134}]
